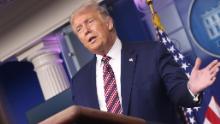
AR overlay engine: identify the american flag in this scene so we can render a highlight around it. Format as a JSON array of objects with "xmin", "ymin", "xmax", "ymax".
[
  {"xmin": 155, "ymin": 27, "xmax": 200, "ymax": 124},
  {"xmin": 204, "ymin": 96, "xmax": 220, "ymax": 124}
]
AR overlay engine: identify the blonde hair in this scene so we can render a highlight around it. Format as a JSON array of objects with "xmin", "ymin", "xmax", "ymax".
[{"xmin": 70, "ymin": 0, "xmax": 110, "ymax": 26}]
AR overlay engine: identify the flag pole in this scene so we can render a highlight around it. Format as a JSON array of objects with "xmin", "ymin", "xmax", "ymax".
[
  {"xmin": 145, "ymin": 0, "xmax": 165, "ymax": 31},
  {"xmin": 146, "ymin": 0, "xmax": 155, "ymax": 14}
]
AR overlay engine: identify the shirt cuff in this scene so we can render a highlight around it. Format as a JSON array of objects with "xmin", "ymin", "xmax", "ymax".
[{"xmin": 187, "ymin": 83, "xmax": 200, "ymax": 102}]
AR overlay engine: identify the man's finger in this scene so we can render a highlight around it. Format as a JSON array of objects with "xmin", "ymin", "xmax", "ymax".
[
  {"xmin": 206, "ymin": 60, "xmax": 219, "ymax": 70},
  {"xmin": 210, "ymin": 67, "xmax": 219, "ymax": 77},
  {"xmin": 193, "ymin": 57, "xmax": 202, "ymax": 70},
  {"xmin": 210, "ymin": 77, "xmax": 216, "ymax": 84},
  {"xmin": 210, "ymin": 63, "xmax": 220, "ymax": 74}
]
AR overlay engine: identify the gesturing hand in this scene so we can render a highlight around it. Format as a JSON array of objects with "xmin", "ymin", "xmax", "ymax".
[{"xmin": 188, "ymin": 58, "xmax": 220, "ymax": 95}]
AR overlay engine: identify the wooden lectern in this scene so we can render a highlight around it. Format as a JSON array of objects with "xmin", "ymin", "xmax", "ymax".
[{"xmin": 39, "ymin": 105, "xmax": 146, "ymax": 124}]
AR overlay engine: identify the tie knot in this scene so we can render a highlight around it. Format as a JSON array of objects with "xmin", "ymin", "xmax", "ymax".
[{"xmin": 102, "ymin": 55, "xmax": 111, "ymax": 64}]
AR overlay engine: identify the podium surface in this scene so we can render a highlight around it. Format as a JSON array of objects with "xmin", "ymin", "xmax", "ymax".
[{"xmin": 39, "ymin": 105, "xmax": 146, "ymax": 124}]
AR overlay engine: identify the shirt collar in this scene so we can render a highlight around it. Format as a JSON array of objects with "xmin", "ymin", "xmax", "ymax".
[{"xmin": 96, "ymin": 38, "xmax": 122, "ymax": 64}]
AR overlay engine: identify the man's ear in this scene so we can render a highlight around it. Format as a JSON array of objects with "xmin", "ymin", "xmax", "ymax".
[{"xmin": 106, "ymin": 16, "xmax": 114, "ymax": 31}]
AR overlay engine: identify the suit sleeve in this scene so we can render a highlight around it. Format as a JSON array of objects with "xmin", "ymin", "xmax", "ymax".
[
  {"xmin": 156, "ymin": 43, "xmax": 200, "ymax": 107},
  {"xmin": 71, "ymin": 77, "xmax": 78, "ymax": 105}
]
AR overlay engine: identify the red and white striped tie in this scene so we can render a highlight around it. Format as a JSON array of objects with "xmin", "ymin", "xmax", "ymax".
[{"xmin": 102, "ymin": 55, "xmax": 123, "ymax": 114}]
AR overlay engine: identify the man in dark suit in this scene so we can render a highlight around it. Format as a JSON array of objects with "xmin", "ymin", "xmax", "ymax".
[{"xmin": 70, "ymin": 1, "xmax": 220, "ymax": 123}]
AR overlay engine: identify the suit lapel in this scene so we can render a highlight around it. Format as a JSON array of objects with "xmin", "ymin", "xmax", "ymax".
[
  {"xmin": 121, "ymin": 44, "xmax": 137, "ymax": 115},
  {"xmin": 87, "ymin": 57, "xmax": 99, "ymax": 109}
]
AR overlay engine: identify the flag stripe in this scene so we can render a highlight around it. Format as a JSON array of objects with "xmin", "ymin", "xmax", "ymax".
[
  {"xmin": 204, "ymin": 119, "xmax": 211, "ymax": 124},
  {"xmin": 205, "ymin": 107, "xmax": 220, "ymax": 123},
  {"xmin": 208, "ymin": 97, "xmax": 220, "ymax": 118}
]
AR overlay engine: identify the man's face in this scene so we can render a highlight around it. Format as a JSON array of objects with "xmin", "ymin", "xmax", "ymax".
[{"xmin": 71, "ymin": 8, "xmax": 113, "ymax": 55}]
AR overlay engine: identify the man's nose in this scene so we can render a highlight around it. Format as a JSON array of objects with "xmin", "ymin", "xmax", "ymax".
[{"xmin": 84, "ymin": 25, "xmax": 91, "ymax": 36}]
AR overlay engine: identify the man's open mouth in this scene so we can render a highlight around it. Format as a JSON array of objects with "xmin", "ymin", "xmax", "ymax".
[{"xmin": 88, "ymin": 36, "xmax": 96, "ymax": 43}]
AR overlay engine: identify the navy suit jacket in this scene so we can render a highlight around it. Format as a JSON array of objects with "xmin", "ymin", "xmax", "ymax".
[{"xmin": 71, "ymin": 41, "xmax": 198, "ymax": 124}]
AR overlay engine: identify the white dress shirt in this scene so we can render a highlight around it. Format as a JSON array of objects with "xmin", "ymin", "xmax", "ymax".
[{"xmin": 96, "ymin": 38, "xmax": 122, "ymax": 112}]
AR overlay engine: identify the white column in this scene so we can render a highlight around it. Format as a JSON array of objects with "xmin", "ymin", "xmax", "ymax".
[{"xmin": 17, "ymin": 35, "xmax": 70, "ymax": 100}]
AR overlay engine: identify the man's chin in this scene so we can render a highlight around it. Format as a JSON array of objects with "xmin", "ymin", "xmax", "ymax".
[
  {"xmin": 88, "ymin": 48, "xmax": 100, "ymax": 54},
  {"xmin": 89, "ymin": 48, "xmax": 105, "ymax": 55}
]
